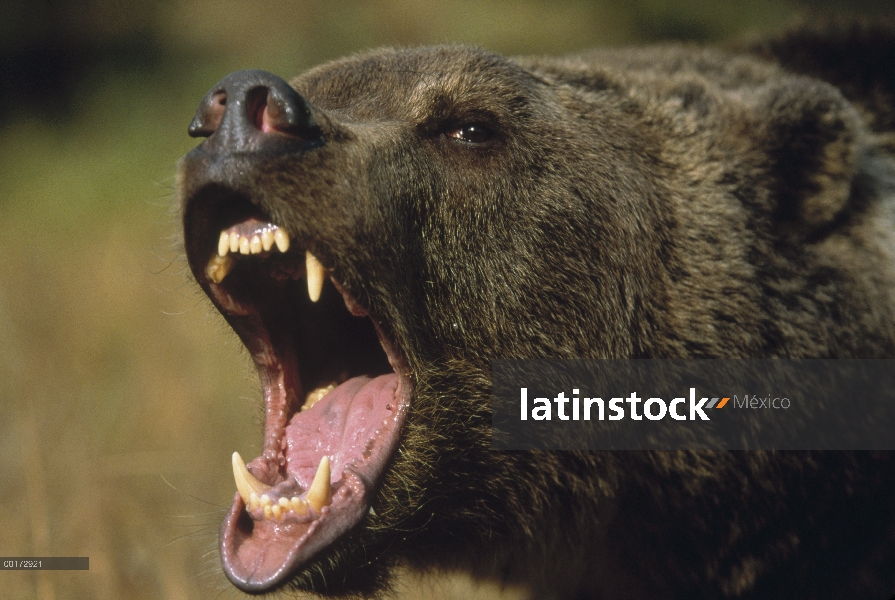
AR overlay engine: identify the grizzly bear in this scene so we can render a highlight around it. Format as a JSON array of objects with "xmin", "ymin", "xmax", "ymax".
[{"xmin": 178, "ymin": 22, "xmax": 895, "ymax": 599}]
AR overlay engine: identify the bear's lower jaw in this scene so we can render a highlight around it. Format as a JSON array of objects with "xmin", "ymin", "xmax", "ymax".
[
  {"xmin": 221, "ymin": 372, "xmax": 409, "ymax": 592},
  {"xmin": 216, "ymin": 270, "xmax": 410, "ymax": 591},
  {"xmin": 212, "ymin": 273, "xmax": 412, "ymax": 591}
]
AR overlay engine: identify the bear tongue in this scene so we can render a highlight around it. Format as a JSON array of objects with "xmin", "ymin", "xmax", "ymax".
[
  {"xmin": 220, "ymin": 373, "xmax": 405, "ymax": 592},
  {"xmin": 284, "ymin": 373, "xmax": 402, "ymax": 486}
]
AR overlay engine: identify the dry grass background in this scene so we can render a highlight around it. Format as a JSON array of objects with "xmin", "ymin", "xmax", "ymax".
[{"xmin": 0, "ymin": 1, "xmax": 888, "ymax": 598}]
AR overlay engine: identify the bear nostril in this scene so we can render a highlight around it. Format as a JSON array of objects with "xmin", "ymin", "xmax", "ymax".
[
  {"xmin": 246, "ymin": 87, "xmax": 270, "ymax": 133},
  {"xmin": 261, "ymin": 93, "xmax": 291, "ymax": 133},
  {"xmin": 189, "ymin": 90, "xmax": 227, "ymax": 138},
  {"xmin": 245, "ymin": 87, "xmax": 299, "ymax": 135},
  {"xmin": 248, "ymin": 84, "xmax": 318, "ymax": 138}
]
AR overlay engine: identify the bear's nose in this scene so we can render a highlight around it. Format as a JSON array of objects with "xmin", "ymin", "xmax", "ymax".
[{"xmin": 188, "ymin": 69, "xmax": 321, "ymax": 152}]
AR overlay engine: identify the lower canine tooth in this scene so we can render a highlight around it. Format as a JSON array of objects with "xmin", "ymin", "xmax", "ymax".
[
  {"xmin": 206, "ymin": 254, "xmax": 235, "ymax": 284},
  {"xmin": 306, "ymin": 251, "xmax": 326, "ymax": 302},
  {"xmin": 307, "ymin": 456, "xmax": 332, "ymax": 512},
  {"xmin": 232, "ymin": 452, "xmax": 272, "ymax": 505}
]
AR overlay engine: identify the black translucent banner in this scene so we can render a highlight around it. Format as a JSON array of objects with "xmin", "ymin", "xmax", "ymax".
[
  {"xmin": 491, "ymin": 360, "xmax": 895, "ymax": 450},
  {"xmin": 0, "ymin": 557, "xmax": 89, "ymax": 570}
]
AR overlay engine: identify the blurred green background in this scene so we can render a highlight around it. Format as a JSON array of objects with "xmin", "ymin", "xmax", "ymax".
[{"xmin": 0, "ymin": 1, "xmax": 890, "ymax": 598}]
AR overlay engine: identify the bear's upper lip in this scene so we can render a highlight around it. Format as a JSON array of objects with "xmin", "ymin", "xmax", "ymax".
[{"xmin": 181, "ymin": 188, "xmax": 412, "ymax": 592}]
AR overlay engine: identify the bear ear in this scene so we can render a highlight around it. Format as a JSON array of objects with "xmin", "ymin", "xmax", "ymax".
[{"xmin": 758, "ymin": 77, "xmax": 863, "ymax": 232}]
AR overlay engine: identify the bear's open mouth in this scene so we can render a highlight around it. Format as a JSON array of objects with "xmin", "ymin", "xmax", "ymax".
[{"xmin": 183, "ymin": 188, "xmax": 412, "ymax": 592}]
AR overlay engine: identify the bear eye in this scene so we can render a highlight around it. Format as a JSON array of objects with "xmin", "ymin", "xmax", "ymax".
[{"xmin": 445, "ymin": 124, "xmax": 494, "ymax": 144}]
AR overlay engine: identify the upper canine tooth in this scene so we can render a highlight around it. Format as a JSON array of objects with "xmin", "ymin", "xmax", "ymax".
[
  {"xmin": 306, "ymin": 455, "xmax": 332, "ymax": 512},
  {"xmin": 232, "ymin": 452, "xmax": 272, "ymax": 505},
  {"xmin": 218, "ymin": 231, "xmax": 230, "ymax": 257},
  {"xmin": 206, "ymin": 254, "xmax": 235, "ymax": 284},
  {"xmin": 306, "ymin": 251, "xmax": 326, "ymax": 302},
  {"xmin": 274, "ymin": 229, "xmax": 290, "ymax": 253}
]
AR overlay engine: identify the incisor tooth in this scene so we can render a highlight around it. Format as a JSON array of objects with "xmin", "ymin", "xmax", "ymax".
[
  {"xmin": 232, "ymin": 452, "xmax": 272, "ymax": 505},
  {"xmin": 218, "ymin": 231, "xmax": 230, "ymax": 257},
  {"xmin": 239, "ymin": 236, "xmax": 251, "ymax": 255},
  {"xmin": 291, "ymin": 496, "xmax": 309, "ymax": 515},
  {"xmin": 250, "ymin": 235, "xmax": 262, "ymax": 254},
  {"xmin": 306, "ymin": 456, "xmax": 332, "ymax": 512},
  {"xmin": 262, "ymin": 229, "xmax": 275, "ymax": 252},
  {"xmin": 229, "ymin": 232, "xmax": 240, "ymax": 253},
  {"xmin": 306, "ymin": 251, "xmax": 325, "ymax": 302},
  {"xmin": 207, "ymin": 254, "xmax": 235, "ymax": 284},
  {"xmin": 274, "ymin": 229, "xmax": 290, "ymax": 253}
]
